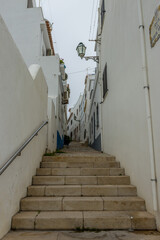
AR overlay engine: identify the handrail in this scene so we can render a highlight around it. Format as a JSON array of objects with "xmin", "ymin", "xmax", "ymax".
[{"xmin": 0, "ymin": 120, "xmax": 48, "ymax": 175}]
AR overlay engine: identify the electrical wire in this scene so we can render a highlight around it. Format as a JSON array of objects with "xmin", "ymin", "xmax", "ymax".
[{"xmin": 68, "ymin": 68, "xmax": 95, "ymax": 75}]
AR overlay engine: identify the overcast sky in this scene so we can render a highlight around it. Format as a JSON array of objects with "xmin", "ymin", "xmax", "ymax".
[{"xmin": 36, "ymin": 0, "xmax": 99, "ymax": 109}]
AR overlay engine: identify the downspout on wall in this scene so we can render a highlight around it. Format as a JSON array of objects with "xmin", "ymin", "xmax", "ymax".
[{"xmin": 137, "ymin": 0, "xmax": 159, "ymax": 224}]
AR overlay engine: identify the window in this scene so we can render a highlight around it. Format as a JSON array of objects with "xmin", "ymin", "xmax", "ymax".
[
  {"xmin": 96, "ymin": 105, "xmax": 99, "ymax": 129},
  {"xmin": 101, "ymin": 0, "xmax": 106, "ymax": 28},
  {"xmin": 71, "ymin": 132, "xmax": 72, "ymax": 138},
  {"xmin": 90, "ymin": 123, "xmax": 91, "ymax": 139},
  {"xmin": 103, "ymin": 63, "xmax": 108, "ymax": 98},
  {"xmin": 84, "ymin": 129, "xmax": 86, "ymax": 140},
  {"xmin": 71, "ymin": 120, "xmax": 73, "ymax": 125},
  {"xmin": 27, "ymin": 0, "xmax": 33, "ymax": 8}
]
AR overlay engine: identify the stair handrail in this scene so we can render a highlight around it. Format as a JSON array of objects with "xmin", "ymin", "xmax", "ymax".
[{"xmin": 0, "ymin": 120, "xmax": 48, "ymax": 175}]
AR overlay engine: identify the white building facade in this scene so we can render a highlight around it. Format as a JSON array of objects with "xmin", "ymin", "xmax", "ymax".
[
  {"xmin": 67, "ymin": 95, "xmax": 82, "ymax": 141},
  {"xmin": 88, "ymin": 70, "xmax": 102, "ymax": 151},
  {"xmin": 95, "ymin": 0, "xmax": 160, "ymax": 229},
  {"xmin": 0, "ymin": 0, "xmax": 69, "ymax": 150}
]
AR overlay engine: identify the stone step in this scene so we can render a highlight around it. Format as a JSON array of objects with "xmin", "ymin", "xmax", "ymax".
[
  {"xmin": 42, "ymin": 155, "xmax": 115, "ymax": 163},
  {"xmin": 32, "ymin": 176, "xmax": 130, "ymax": 185},
  {"xmin": 36, "ymin": 168, "xmax": 125, "ymax": 176},
  {"xmin": 21, "ymin": 196, "xmax": 145, "ymax": 211},
  {"xmin": 40, "ymin": 161, "xmax": 120, "ymax": 168},
  {"xmin": 12, "ymin": 211, "xmax": 156, "ymax": 230},
  {"xmin": 27, "ymin": 185, "xmax": 137, "ymax": 197},
  {"xmin": 83, "ymin": 211, "xmax": 156, "ymax": 230}
]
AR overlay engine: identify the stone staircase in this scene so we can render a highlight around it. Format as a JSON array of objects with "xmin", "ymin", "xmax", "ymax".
[{"xmin": 12, "ymin": 142, "xmax": 156, "ymax": 231}]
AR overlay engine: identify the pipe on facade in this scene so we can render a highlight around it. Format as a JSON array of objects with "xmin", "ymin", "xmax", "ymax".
[
  {"xmin": 98, "ymin": 7, "xmax": 104, "ymax": 153},
  {"xmin": 137, "ymin": 0, "xmax": 158, "ymax": 213}
]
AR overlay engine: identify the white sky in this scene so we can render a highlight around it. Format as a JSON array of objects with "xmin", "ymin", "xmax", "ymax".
[{"xmin": 35, "ymin": 0, "xmax": 99, "ymax": 109}]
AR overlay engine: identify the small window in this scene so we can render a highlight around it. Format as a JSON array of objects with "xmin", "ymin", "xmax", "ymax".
[
  {"xmin": 101, "ymin": 0, "xmax": 106, "ymax": 28},
  {"xmin": 71, "ymin": 132, "xmax": 72, "ymax": 138},
  {"xmin": 103, "ymin": 63, "xmax": 108, "ymax": 98},
  {"xmin": 84, "ymin": 129, "xmax": 86, "ymax": 139},
  {"xmin": 71, "ymin": 120, "xmax": 73, "ymax": 125},
  {"xmin": 27, "ymin": 0, "xmax": 33, "ymax": 8}
]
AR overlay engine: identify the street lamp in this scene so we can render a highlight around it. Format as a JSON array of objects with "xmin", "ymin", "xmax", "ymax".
[
  {"xmin": 76, "ymin": 42, "xmax": 86, "ymax": 59},
  {"xmin": 76, "ymin": 42, "xmax": 99, "ymax": 63}
]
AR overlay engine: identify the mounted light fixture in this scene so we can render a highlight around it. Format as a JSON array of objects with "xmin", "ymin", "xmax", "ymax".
[
  {"xmin": 76, "ymin": 42, "xmax": 86, "ymax": 59},
  {"xmin": 76, "ymin": 42, "xmax": 99, "ymax": 63}
]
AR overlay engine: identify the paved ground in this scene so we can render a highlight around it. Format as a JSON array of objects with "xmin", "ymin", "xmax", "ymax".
[{"xmin": 2, "ymin": 231, "xmax": 160, "ymax": 240}]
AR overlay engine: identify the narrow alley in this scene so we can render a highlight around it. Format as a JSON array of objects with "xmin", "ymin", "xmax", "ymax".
[{"xmin": 1, "ymin": 0, "xmax": 160, "ymax": 239}]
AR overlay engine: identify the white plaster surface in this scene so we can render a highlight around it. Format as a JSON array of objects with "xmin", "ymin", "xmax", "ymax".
[
  {"xmin": 0, "ymin": 16, "xmax": 48, "ymax": 238},
  {"xmin": 97, "ymin": 0, "xmax": 160, "ymax": 228},
  {"xmin": 47, "ymin": 97, "xmax": 56, "ymax": 152}
]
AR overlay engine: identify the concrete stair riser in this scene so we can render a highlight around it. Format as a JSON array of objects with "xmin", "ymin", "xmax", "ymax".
[
  {"xmin": 21, "ymin": 197, "xmax": 146, "ymax": 211},
  {"xmin": 27, "ymin": 185, "xmax": 137, "ymax": 197},
  {"xmin": 33, "ymin": 176, "xmax": 130, "ymax": 185},
  {"xmin": 36, "ymin": 168, "xmax": 125, "ymax": 176},
  {"xmin": 40, "ymin": 161, "xmax": 120, "ymax": 168},
  {"xmin": 12, "ymin": 211, "xmax": 156, "ymax": 230},
  {"xmin": 42, "ymin": 156, "xmax": 116, "ymax": 163}
]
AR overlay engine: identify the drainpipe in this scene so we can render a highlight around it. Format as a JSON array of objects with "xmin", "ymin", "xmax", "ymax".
[
  {"xmin": 97, "ymin": 8, "xmax": 104, "ymax": 153},
  {"xmin": 99, "ymin": 49, "xmax": 104, "ymax": 153},
  {"xmin": 137, "ymin": 0, "xmax": 158, "ymax": 213}
]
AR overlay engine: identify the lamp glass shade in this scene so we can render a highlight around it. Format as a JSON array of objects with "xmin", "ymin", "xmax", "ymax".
[{"xmin": 76, "ymin": 42, "xmax": 86, "ymax": 59}]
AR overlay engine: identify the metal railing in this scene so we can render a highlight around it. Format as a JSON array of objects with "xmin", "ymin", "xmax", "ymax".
[{"xmin": 0, "ymin": 120, "xmax": 48, "ymax": 175}]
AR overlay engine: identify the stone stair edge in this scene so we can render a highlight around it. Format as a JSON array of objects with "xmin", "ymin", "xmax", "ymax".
[{"xmin": 12, "ymin": 210, "xmax": 156, "ymax": 230}]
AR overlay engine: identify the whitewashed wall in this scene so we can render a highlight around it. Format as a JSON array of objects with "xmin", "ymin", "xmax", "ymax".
[
  {"xmin": 67, "ymin": 95, "xmax": 82, "ymax": 141},
  {"xmin": 47, "ymin": 97, "xmax": 57, "ymax": 152},
  {"xmin": 0, "ymin": 16, "xmax": 48, "ymax": 238},
  {"xmin": 99, "ymin": 0, "xmax": 160, "ymax": 228},
  {"xmin": 88, "ymin": 73, "xmax": 101, "ymax": 148}
]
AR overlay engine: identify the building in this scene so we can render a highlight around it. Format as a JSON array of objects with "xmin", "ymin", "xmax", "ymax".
[
  {"xmin": 0, "ymin": 0, "xmax": 70, "ymax": 150},
  {"xmin": 94, "ymin": 0, "xmax": 160, "ymax": 229},
  {"xmin": 80, "ymin": 74, "xmax": 97, "ymax": 144},
  {"xmin": 88, "ymin": 70, "xmax": 102, "ymax": 151},
  {"xmin": 67, "ymin": 95, "xmax": 82, "ymax": 141}
]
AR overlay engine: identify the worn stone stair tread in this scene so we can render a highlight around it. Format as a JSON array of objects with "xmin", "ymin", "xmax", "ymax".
[
  {"xmin": 21, "ymin": 197, "xmax": 63, "ymax": 211},
  {"xmin": 21, "ymin": 196, "xmax": 145, "ymax": 211},
  {"xmin": 102, "ymin": 196, "xmax": 146, "ymax": 211},
  {"xmin": 42, "ymin": 155, "xmax": 116, "ymax": 163},
  {"xmin": 40, "ymin": 161, "xmax": 120, "ymax": 168},
  {"xmin": 36, "ymin": 167, "xmax": 125, "ymax": 176},
  {"xmin": 83, "ymin": 211, "xmax": 156, "ymax": 230},
  {"xmin": 32, "ymin": 175, "xmax": 130, "ymax": 185},
  {"xmin": 27, "ymin": 184, "xmax": 137, "ymax": 197},
  {"xmin": 12, "ymin": 211, "xmax": 156, "ymax": 230}
]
